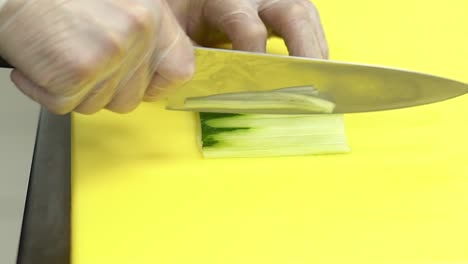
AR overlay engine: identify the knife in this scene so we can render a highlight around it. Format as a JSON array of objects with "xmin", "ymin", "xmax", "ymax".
[{"xmin": 1, "ymin": 47, "xmax": 467, "ymax": 114}]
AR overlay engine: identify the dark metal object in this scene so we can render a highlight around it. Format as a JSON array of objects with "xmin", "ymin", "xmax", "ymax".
[
  {"xmin": 16, "ymin": 109, "xmax": 71, "ymax": 264},
  {"xmin": 0, "ymin": 56, "xmax": 13, "ymax": 68}
]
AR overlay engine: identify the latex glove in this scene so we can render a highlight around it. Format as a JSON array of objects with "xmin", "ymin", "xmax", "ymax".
[
  {"xmin": 0, "ymin": 0, "xmax": 194, "ymax": 114},
  {"xmin": 167, "ymin": 0, "xmax": 328, "ymax": 58}
]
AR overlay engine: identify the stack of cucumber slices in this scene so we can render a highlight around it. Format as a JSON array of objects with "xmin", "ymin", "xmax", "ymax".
[{"xmin": 182, "ymin": 86, "xmax": 350, "ymax": 158}]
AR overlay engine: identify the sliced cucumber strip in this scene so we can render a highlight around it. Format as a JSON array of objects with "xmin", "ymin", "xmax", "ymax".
[{"xmin": 183, "ymin": 86, "xmax": 335, "ymax": 114}]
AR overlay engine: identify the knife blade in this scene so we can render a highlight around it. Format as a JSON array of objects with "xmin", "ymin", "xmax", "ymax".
[
  {"xmin": 1, "ymin": 47, "xmax": 467, "ymax": 114},
  {"xmin": 165, "ymin": 47, "xmax": 468, "ymax": 114}
]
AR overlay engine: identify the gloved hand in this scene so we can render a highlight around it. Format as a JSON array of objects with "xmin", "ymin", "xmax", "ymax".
[
  {"xmin": 167, "ymin": 0, "xmax": 328, "ymax": 59},
  {"xmin": 0, "ymin": 0, "xmax": 195, "ymax": 114}
]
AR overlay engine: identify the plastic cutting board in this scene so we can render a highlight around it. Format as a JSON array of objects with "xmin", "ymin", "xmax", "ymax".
[{"xmin": 72, "ymin": 0, "xmax": 468, "ymax": 263}]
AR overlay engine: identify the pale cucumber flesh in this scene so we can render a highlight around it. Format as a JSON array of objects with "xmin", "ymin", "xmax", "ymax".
[
  {"xmin": 199, "ymin": 112, "xmax": 350, "ymax": 159},
  {"xmin": 184, "ymin": 86, "xmax": 335, "ymax": 114}
]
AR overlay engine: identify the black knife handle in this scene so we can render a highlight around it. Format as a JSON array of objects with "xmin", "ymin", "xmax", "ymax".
[{"xmin": 0, "ymin": 56, "xmax": 13, "ymax": 68}]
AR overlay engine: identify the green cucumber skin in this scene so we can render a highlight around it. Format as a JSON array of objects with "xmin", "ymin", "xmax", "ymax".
[
  {"xmin": 198, "ymin": 112, "xmax": 350, "ymax": 158},
  {"xmin": 199, "ymin": 112, "xmax": 243, "ymax": 121},
  {"xmin": 200, "ymin": 112, "xmax": 249, "ymax": 147}
]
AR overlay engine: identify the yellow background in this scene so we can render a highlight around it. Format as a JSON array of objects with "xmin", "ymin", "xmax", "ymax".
[{"xmin": 72, "ymin": 0, "xmax": 468, "ymax": 263}]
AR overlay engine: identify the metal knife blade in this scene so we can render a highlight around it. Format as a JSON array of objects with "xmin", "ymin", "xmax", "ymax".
[
  {"xmin": 165, "ymin": 47, "xmax": 468, "ymax": 114},
  {"xmin": 2, "ymin": 48, "xmax": 467, "ymax": 114}
]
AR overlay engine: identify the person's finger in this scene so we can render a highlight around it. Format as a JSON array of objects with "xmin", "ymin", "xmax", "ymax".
[
  {"xmin": 258, "ymin": 0, "xmax": 328, "ymax": 58},
  {"xmin": 73, "ymin": 72, "xmax": 120, "ymax": 114},
  {"xmin": 10, "ymin": 69, "xmax": 79, "ymax": 114},
  {"xmin": 297, "ymin": 0, "xmax": 329, "ymax": 58},
  {"xmin": 145, "ymin": 1, "xmax": 195, "ymax": 101},
  {"xmin": 105, "ymin": 63, "xmax": 150, "ymax": 114},
  {"xmin": 144, "ymin": 34, "xmax": 195, "ymax": 100},
  {"xmin": 143, "ymin": 72, "xmax": 173, "ymax": 101},
  {"xmin": 204, "ymin": 0, "xmax": 269, "ymax": 53}
]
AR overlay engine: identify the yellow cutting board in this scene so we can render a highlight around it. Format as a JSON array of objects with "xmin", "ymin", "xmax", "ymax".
[{"xmin": 72, "ymin": 0, "xmax": 468, "ymax": 263}]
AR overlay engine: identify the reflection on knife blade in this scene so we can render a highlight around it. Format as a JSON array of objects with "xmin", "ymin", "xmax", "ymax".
[{"xmin": 169, "ymin": 86, "xmax": 336, "ymax": 114}]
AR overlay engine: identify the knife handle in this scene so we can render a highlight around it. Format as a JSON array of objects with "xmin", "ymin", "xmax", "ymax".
[{"xmin": 0, "ymin": 56, "xmax": 13, "ymax": 68}]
